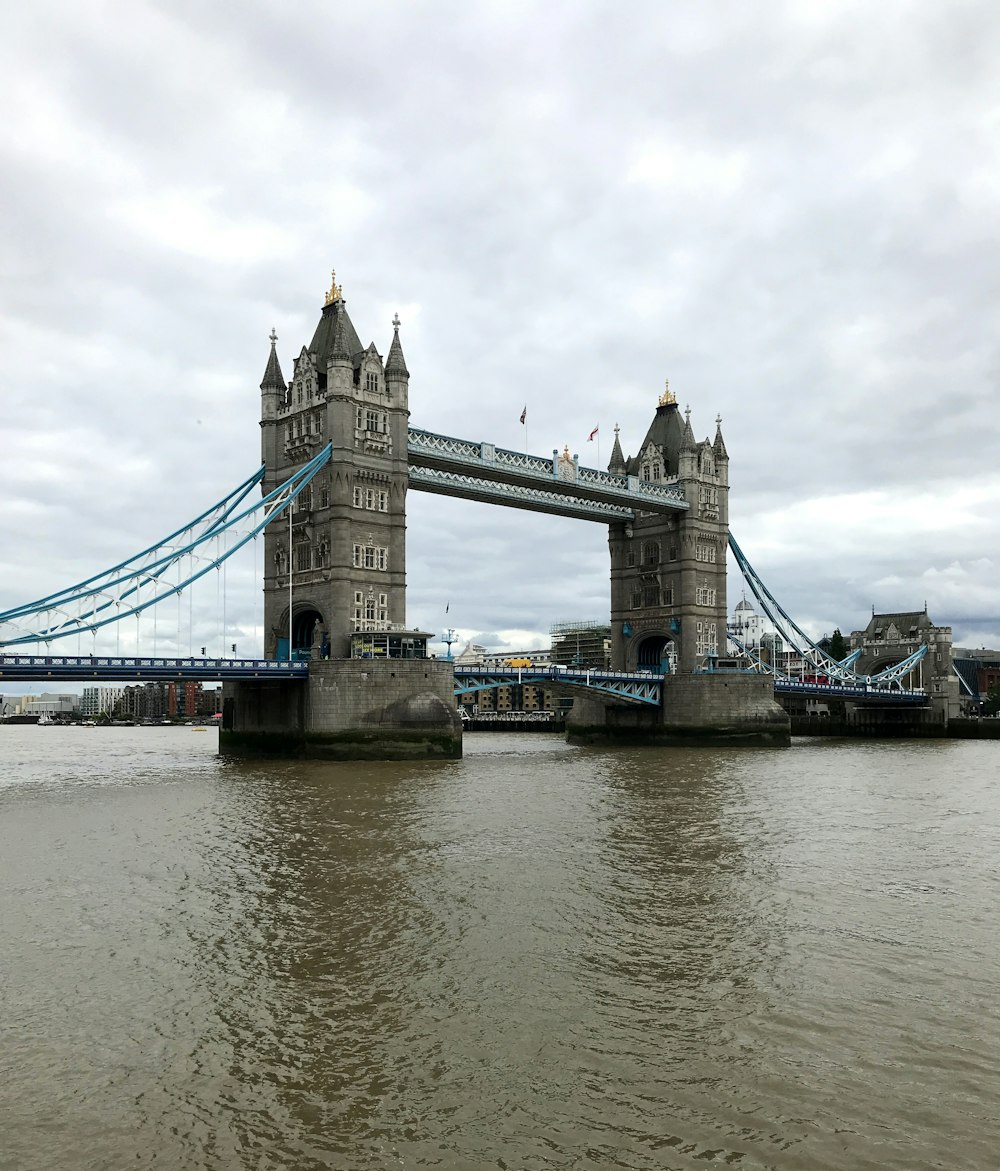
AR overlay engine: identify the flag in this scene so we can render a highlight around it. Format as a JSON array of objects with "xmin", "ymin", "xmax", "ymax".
[
  {"xmin": 519, "ymin": 406, "xmax": 526, "ymax": 424},
  {"xmin": 587, "ymin": 426, "xmax": 599, "ymax": 441},
  {"xmin": 445, "ymin": 601, "xmax": 450, "ymax": 614}
]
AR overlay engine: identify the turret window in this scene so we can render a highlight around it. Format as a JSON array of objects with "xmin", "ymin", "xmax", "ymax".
[
  {"xmin": 641, "ymin": 541, "xmax": 660, "ymax": 566},
  {"xmin": 365, "ymin": 372, "xmax": 379, "ymax": 394},
  {"xmin": 695, "ymin": 543, "xmax": 717, "ymax": 563}
]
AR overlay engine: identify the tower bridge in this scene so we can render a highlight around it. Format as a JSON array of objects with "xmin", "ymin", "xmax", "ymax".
[{"xmin": 0, "ymin": 272, "xmax": 958, "ymax": 754}]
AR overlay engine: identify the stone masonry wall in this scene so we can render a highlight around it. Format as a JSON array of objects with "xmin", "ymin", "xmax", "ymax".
[{"xmin": 306, "ymin": 658, "xmax": 461, "ymax": 734}]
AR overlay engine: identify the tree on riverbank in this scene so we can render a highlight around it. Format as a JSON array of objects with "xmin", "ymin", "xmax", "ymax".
[{"xmin": 827, "ymin": 629, "xmax": 848, "ymax": 661}]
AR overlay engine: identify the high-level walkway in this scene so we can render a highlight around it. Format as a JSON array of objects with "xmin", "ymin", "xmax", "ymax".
[{"xmin": 407, "ymin": 428, "xmax": 688, "ymax": 521}]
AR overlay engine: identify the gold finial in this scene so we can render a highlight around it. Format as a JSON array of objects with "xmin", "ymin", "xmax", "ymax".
[
  {"xmin": 324, "ymin": 268, "xmax": 343, "ymax": 306},
  {"xmin": 658, "ymin": 378, "xmax": 677, "ymax": 407}
]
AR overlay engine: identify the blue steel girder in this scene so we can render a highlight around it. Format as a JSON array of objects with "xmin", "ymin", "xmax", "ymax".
[
  {"xmin": 409, "ymin": 467, "xmax": 636, "ymax": 522},
  {"xmin": 407, "ymin": 427, "xmax": 688, "ymax": 519},
  {"xmin": 453, "ymin": 665, "xmax": 663, "ymax": 705}
]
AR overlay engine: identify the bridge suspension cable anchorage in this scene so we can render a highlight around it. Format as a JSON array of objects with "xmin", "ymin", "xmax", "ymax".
[
  {"xmin": 0, "ymin": 444, "xmax": 333, "ymax": 654},
  {"xmin": 727, "ymin": 533, "xmax": 928, "ymax": 693}
]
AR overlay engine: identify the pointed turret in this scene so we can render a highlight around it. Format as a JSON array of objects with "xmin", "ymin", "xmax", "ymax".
[
  {"xmin": 259, "ymin": 328, "xmax": 284, "ymax": 479},
  {"xmin": 385, "ymin": 312, "xmax": 409, "ymax": 378},
  {"xmin": 681, "ymin": 404, "xmax": 697, "ymax": 450},
  {"xmin": 385, "ymin": 312, "xmax": 410, "ymax": 413},
  {"xmin": 608, "ymin": 423, "xmax": 626, "ymax": 475},
  {"xmin": 713, "ymin": 414, "xmax": 729, "ymax": 462},
  {"xmin": 260, "ymin": 327, "xmax": 286, "ymax": 393}
]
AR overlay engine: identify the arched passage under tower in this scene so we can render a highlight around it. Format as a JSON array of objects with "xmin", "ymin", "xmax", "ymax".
[
  {"xmin": 273, "ymin": 603, "xmax": 327, "ymax": 661},
  {"xmin": 634, "ymin": 633, "xmax": 677, "ymax": 674}
]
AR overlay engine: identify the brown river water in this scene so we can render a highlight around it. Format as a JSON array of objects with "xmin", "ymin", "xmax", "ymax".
[{"xmin": 1, "ymin": 726, "xmax": 998, "ymax": 1170}]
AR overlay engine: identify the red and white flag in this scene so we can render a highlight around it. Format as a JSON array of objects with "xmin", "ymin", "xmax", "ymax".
[{"xmin": 587, "ymin": 426, "xmax": 599, "ymax": 441}]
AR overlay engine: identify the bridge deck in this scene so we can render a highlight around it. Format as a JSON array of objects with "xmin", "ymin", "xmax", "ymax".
[
  {"xmin": 0, "ymin": 655, "xmax": 308, "ymax": 683},
  {"xmin": 0, "ymin": 654, "xmax": 929, "ymax": 706}
]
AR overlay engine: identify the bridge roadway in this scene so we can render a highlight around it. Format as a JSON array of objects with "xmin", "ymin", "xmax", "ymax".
[
  {"xmin": 0, "ymin": 654, "xmax": 309, "ymax": 683},
  {"xmin": 407, "ymin": 428, "xmax": 689, "ymax": 521},
  {"xmin": 0, "ymin": 654, "xmax": 928, "ymax": 706},
  {"xmin": 454, "ymin": 664, "xmax": 665, "ymax": 705},
  {"xmin": 454, "ymin": 665, "xmax": 929, "ymax": 706}
]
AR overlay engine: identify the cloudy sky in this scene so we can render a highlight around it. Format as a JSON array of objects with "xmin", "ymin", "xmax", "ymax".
[{"xmin": 2, "ymin": 0, "xmax": 998, "ymax": 665}]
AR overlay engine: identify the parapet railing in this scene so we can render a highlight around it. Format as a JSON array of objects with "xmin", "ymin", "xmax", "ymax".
[{"xmin": 407, "ymin": 428, "xmax": 688, "ymax": 511}]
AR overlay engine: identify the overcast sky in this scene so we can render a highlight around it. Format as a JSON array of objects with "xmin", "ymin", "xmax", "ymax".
[{"xmin": 2, "ymin": 0, "xmax": 998, "ymax": 666}]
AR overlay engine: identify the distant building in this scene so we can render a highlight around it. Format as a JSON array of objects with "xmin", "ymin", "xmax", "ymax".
[
  {"xmin": 454, "ymin": 642, "xmax": 488, "ymax": 665},
  {"xmin": 728, "ymin": 597, "xmax": 766, "ymax": 658},
  {"xmin": 197, "ymin": 687, "xmax": 222, "ymax": 717},
  {"xmin": 117, "ymin": 682, "xmax": 169, "ymax": 720},
  {"xmin": 849, "ymin": 609, "xmax": 959, "ymax": 716},
  {"xmin": 23, "ymin": 693, "xmax": 77, "ymax": 717},
  {"xmin": 952, "ymin": 649, "xmax": 1000, "ymax": 712},
  {"xmin": 167, "ymin": 681, "xmax": 203, "ymax": 718},
  {"xmin": 452, "ymin": 641, "xmax": 558, "ymax": 716},
  {"xmin": 549, "ymin": 621, "xmax": 610, "ymax": 669},
  {"xmin": 81, "ymin": 686, "xmax": 125, "ymax": 718}
]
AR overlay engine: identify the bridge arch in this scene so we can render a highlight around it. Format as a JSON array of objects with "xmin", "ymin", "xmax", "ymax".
[
  {"xmin": 632, "ymin": 632, "xmax": 677, "ymax": 674},
  {"xmin": 273, "ymin": 601, "xmax": 327, "ymax": 660}
]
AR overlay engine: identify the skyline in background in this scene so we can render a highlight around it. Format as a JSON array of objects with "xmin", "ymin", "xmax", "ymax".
[{"xmin": 3, "ymin": 1, "xmax": 998, "ymax": 665}]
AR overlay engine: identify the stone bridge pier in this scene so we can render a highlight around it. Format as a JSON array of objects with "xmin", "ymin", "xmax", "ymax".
[{"xmin": 566, "ymin": 674, "xmax": 790, "ymax": 748}]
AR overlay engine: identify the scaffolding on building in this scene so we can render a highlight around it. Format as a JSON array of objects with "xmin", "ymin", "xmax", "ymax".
[{"xmin": 549, "ymin": 620, "xmax": 612, "ymax": 669}]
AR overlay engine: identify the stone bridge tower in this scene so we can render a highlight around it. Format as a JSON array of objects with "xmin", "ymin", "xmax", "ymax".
[
  {"xmin": 224, "ymin": 272, "xmax": 460, "ymax": 761},
  {"xmin": 258, "ymin": 272, "xmax": 414, "ymax": 660},
  {"xmin": 608, "ymin": 384, "xmax": 730, "ymax": 674}
]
